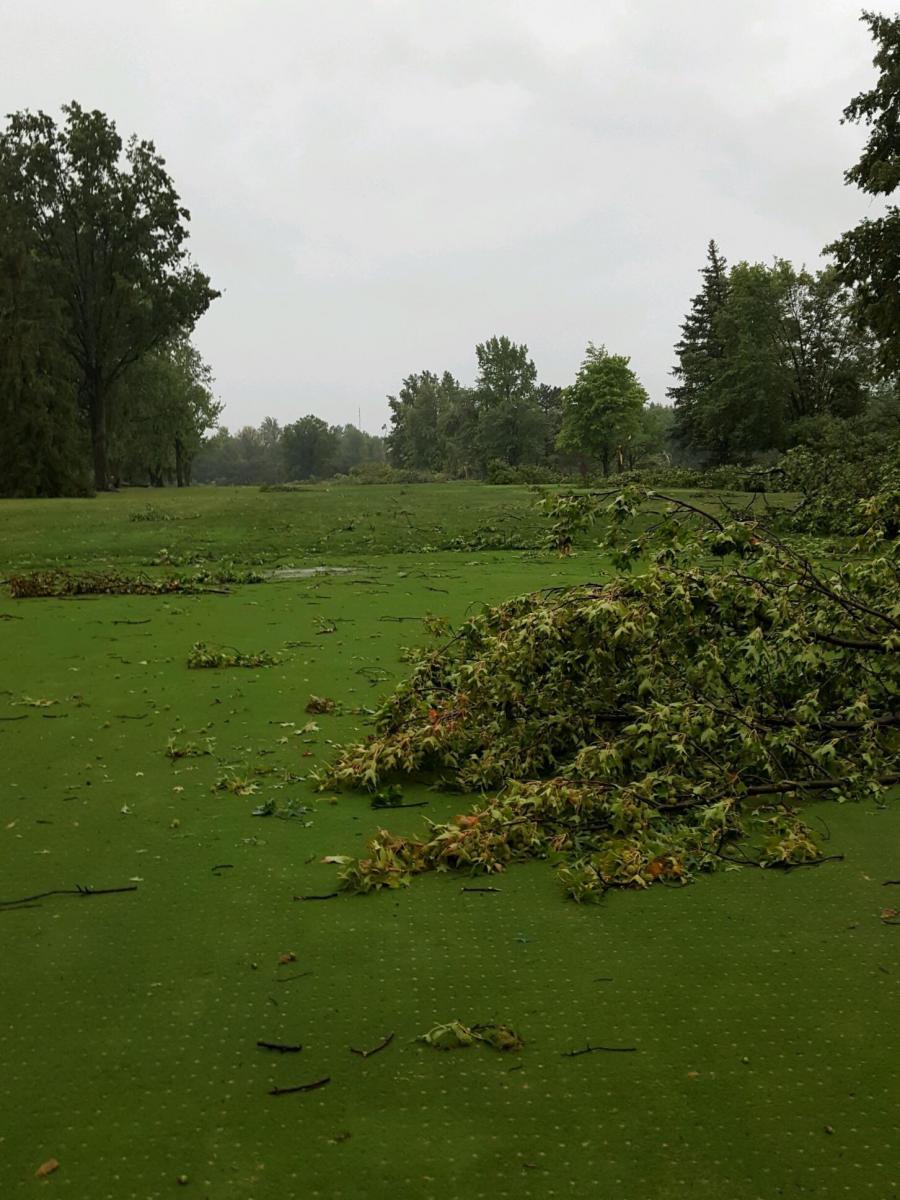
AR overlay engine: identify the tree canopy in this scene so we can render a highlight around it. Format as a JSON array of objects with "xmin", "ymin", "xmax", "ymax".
[{"xmin": 0, "ymin": 102, "xmax": 217, "ymax": 490}]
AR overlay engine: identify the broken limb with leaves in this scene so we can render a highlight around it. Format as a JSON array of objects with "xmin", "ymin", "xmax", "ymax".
[{"xmin": 322, "ymin": 484, "xmax": 899, "ymax": 901}]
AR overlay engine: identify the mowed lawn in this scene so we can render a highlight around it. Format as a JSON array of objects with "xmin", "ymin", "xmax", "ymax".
[{"xmin": 0, "ymin": 485, "xmax": 897, "ymax": 1200}]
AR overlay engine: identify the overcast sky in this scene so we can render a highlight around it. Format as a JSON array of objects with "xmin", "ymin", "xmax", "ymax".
[{"xmin": 0, "ymin": 0, "xmax": 882, "ymax": 432}]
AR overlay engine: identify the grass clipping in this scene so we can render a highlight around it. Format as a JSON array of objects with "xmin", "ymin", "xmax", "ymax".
[{"xmin": 325, "ymin": 487, "xmax": 900, "ymax": 902}]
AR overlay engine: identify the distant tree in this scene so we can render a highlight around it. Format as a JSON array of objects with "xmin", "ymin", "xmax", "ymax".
[
  {"xmin": 474, "ymin": 335, "xmax": 544, "ymax": 467},
  {"xmin": 669, "ymin": 240, "xmax": 730, "ymax": 455},
  {"xmin": 437, "ymin": 380, "xmax": 478, "ymax": 477},
  {"xmin": 558, "ymin": 344, "xmax": 648, "ymax": 475},
  {"xmin": 536, "ymin": 383, "xmax": 565, "ymax": 461},
  {"xmin": 0, "ymin": 102, "xmax": 217, "ymax": 489},
  {"xmin": 828, "ymin": 11, "xmax": 900, "ymax": 372},
  {"xmin": 282, "ymin": 414, "xmax": 339, "ymax": 480},
  {"xmin": 386, "ymin": 372, "xmax": 445, "ymax": 470},
  {"xmin": 110, "ymin": 339, "xmax": 220, "ymax": 486},
  {"xmin": 626, "ymin": 402, "xmax": 675, "ymax": 468}
]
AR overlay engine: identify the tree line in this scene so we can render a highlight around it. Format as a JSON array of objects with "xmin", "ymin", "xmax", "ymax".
[
  {"xmin": 2, "ymin": 12, "xmax": 899, "ymax": 495},
  {"xmin": 193, "ymin": 416, "xmax": 384, "ymax": 485}
]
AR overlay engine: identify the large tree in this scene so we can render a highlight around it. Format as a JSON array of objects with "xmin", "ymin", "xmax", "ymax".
[
  {"xmin": 474, "ymin": 335, "xmax": 544, "ymax": 467},
  {"xmin": 281, "ymin": 414, "xmax": 339, "ymax": 480},
  {"xmin": 557, "ymin": 343, "xmax": 648, "ymax": 475},
  {"xmin": 828, "ymin": 11, "xmax": 900, "ymax": 372},
  {"xmin": 0, "ymin": 102, "xmax": 217, "ymax": 489},
  {"xmin": 0, "ymin": 181, "xmax": 88, "ymax": 496},
  {"xmin": 669, "ymin": 240, "xmax": 730, "ymax": 454}
]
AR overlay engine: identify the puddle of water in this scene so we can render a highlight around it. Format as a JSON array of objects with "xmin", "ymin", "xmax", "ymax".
[{"xmin": 266, "ymin": 566, "xmax": 354, "ymax": 580}]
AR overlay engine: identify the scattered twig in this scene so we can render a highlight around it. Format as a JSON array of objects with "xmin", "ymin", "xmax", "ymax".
[
  {"xmin": 269, "ymin": 1077, "xmax": 330, "ymax": 1095},
  {"xmin": 350, "ymin": 1032, "xmax": 395, "ymax": 1058},
  {"xmin": 562, "ymin": 1043, "xmax": 637, "ymax": 1056},
  {"xmin": 112, "ymin": 618, "xmax": 152, "ymax": 625},
  {"xmin": 371, "ymin": 800, "xmax": 427, "ymax": 810},
  {"xmin": 0, "ymin": 883, "xmax": 137, "ymax": 908},
  {"xmin": 294, "ymin": 892, "xmax": 338, "ymax": 901},
  {"xmin": 115, "ymin": 713, "xmax": 148, "ymax": 721},
  {"xmin": 461, "ymin": 886, "xmax": 501, "ymax": 893},
  {"xmin": 883, "ymin": 880, "xmax": 900, "ymax": 886},
  {"xmin": 276, "ymin": 972, "xmax": 313, "ymax": 984},
  {"xmin": 211, "ymin": 864, "xmax": 234, "ymax": 872},
  {"xmin": 0, "ymin": 715, "xmax": 28, "ymax": 721},
  {"xmin": 257, "ymin": 1040, "xmax": 302, "ymax": 1053}
]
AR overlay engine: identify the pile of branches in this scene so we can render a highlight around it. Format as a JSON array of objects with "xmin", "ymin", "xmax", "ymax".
[
  {"xmin": 8, "ymin": 566, "xmax": 264, "ymax": 598},
  {"xmin": 324, "ymin": 486, "xmax": 899, "ymax": 901},
  {"xmin": 7, "ymin": 569, "xmax": 199, "ymax": 598},
  {"xmin": 187, "ymin": 641, "xmax": 279, "ymax": 669}
]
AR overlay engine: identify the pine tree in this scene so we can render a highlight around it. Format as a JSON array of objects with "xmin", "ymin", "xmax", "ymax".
[{"xmin": 668, "ymin": 240, "xmax": 729, "ymax": 458}]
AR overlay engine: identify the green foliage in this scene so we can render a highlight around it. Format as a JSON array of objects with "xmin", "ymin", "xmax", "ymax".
[
  {"xmin": 326, "ymin": 489, "xmax": 900, "ymax": 901},
  {"xmin": 111, "ymin": 339, "xmax": 221, "ymax": 487},
  {"xmin": 0, "ymin": 183, "xmax": 90, "ymax": 498},
  {"xmin": 0, "ymin": 102, "xmax": 217, "ymax": 489},
  {"xmin": 557, "ymin": 344, "xmax": 648, "ymax": 475},
  {"xmin": 186, "ymin": 642, "xmax": 279, "ymax": 669},
  {"xmin": 780, "ymin": 417, "xmax": 900, "ymax": 533},
  {"xmin": 671, "ymin": 245, "xmax": 871, "ymax": 460}
]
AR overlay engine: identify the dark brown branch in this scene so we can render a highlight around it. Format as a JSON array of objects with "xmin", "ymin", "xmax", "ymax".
[
  {"xmin": 257, "ymin": 1040, "xmax": 302, "ymax": 1053},
  {"xmin": 350, "ymin": 1032, "xmax": 395, "ymax": 1058},
  {"xmin": 0, "ymin": 883, "xmax": 137, "ymax": 908},
  {"xmin": 269, "ymin": 1077, "xmax": 330, "ymax": 1095},
  {"xmin": 563, "ymin": 1043, "xmax": 637, "ymax": 1056}
]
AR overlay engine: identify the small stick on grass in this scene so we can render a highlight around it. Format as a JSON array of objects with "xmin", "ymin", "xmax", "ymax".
[
  {"xmin": 461, "ymin": 886, "xmax": 501, "ymax": 893},
  {"xmin": 276, "ymin": 972, "xmax": 313, "ymax": 984},
  {"xmin": 350, "ymin": 1033, "xmax": 394, "ymax": 1059},
  {"xmin": 257, "ymin": 1040, "xmax": 302, "ymax": 1053},
  {"xmin": 294, "ymin": 893, "xmax": 338, "ymax": 901},
  {"xmin": 0, "ymin": 883, "xmax": 137, "ymax": 908},
  {"xmin": 269, "ymin": 1076, "xmax": 330, "ymax": 1095},
  {"xmin": 563, "ymin": 1043, "xmax": 637, "ymax": 1056}
]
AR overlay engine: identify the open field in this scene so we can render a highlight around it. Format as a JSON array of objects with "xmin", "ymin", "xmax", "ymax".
[{"xmin": 1, "ymin": 485, "xmax": 897, "ymax": 1199}]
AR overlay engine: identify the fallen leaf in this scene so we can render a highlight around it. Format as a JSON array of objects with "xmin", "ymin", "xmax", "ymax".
[
  {"xmin": 277, "ymin": 952, "xmax": 296, "ymax": 965},
  {"xmin": 35, "ymin": 1159, "xmax": 59, "ymax": 1178},
  {"xmin": 880, "ymin": 908, "xmax": 899, "ymax": 921}
]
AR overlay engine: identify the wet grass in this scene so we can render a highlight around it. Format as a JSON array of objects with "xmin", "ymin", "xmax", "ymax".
[{"xmin": 0, "ymin": 486, "xmax": 896, "ymax": 1199}]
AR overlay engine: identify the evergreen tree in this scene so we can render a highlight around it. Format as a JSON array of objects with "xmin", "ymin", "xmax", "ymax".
[{"xmin": 668, "ymin": 240, "xmax": 730, "ymax": 457}]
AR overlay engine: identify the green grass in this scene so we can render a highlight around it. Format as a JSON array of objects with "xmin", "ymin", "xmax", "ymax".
[{"xmin": 1, "ymin": 486, "xmax": 897, "ymax": 1199}]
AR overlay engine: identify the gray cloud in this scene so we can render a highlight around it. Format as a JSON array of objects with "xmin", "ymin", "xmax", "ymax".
[{"xmin": 0, "ymin": 0, "xmax": 878, "ymax": 431}]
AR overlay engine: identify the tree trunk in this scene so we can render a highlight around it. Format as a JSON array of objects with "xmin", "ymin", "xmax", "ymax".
[
  {"xmin": 88, "ymin": 381, "xmax": 109, "ymax": 491},
  {"xmin": 175, "ymin": 438, "xmax": 185, "ymax": 487}
]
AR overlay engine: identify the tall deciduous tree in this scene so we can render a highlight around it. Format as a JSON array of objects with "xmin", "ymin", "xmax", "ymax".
[
  {"xmin": 281, "ymin": 414, "xmax": 339, "ymax": 480},
  {"xmin": 474, "ymin": 335, "xmax": 543, "ymax": 467},
  {"xmin": 0, "ymin": 102, "xmax": 218, "ymax": 489},
  {"xmin": 828, "ymin": 11, "xmax": 900, "ymax": 372},
  {"xmin": 558, "ymin": 344, "xmax": 648, "ymax": 475},
  {"xmin": 0, "ymin": 180, "xmax": 88, "ymax": 496}
]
